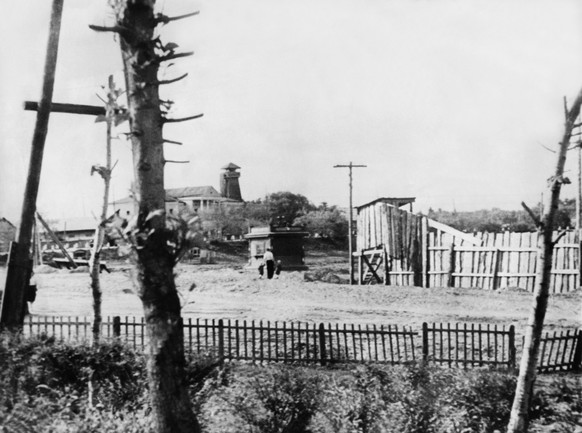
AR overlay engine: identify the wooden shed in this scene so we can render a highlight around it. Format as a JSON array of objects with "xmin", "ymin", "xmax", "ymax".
[{"xmin": 245, "ymin": 225, "xmax": 308, "ymax": 271}]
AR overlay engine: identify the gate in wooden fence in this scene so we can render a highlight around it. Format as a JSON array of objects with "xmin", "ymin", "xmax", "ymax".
[
  {"xmin": 356, "ymin": 200, "xmax": 582, "ymax": 293},
  {"xmin": 23, "ymin": 316, "xmax": 581, "ymax": 373}
]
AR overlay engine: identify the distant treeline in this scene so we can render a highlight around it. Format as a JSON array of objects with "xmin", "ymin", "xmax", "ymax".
[
  {"xmin": 426, "ymin": 198, "xmax": 576, "ymax": 233},
  {"xmin": 200, "ymin": 191, "xmax": 349, "ymax": 244},
  {"xmin": 202, "ymin": 192, "xmax": 577, "ymax": 239}
]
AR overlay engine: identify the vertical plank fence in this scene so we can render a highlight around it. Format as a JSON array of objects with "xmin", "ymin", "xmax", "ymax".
[
  {"xmin": 357, "ymin": 202, "xmax": 582, "ymax": 293},
  {"xmin": 22, "ymin": 316, "xmax": 581, "ymax": 373},
  {"xmin": 426, "ymin": 229, "xmax": 581, "ymax": 293}
]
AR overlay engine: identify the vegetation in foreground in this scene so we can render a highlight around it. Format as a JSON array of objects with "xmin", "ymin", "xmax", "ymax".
[{"xmin": 0, "ymin": 336, "xmax": 580, "ymax": 433}]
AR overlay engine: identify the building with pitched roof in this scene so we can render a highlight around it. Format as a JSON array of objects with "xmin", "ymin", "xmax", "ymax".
[{"xmin": 110, "ymin": 163, "xmax": 244, "ymax": 218}]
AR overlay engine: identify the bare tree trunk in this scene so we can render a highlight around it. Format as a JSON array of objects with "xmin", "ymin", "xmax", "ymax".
[
  {"xmin": 113, "ymin": 1, "xmax": 201, "ymax": 431},
  {"xmin": 507, "ymin": 87, "xmax": 582, "ymax": 433},
  {"xmin": 88, "ymin": 78, "xmax": 114, "ymax": 344}
]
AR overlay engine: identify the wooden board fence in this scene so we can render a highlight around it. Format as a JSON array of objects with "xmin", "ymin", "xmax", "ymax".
[
  {"xmin": 357, "ymin": 203, "xmax": 581, "ymax": 292},
  {"xmin": 428, "ymin": 230, "xmax": 581, "ymax": 293},
  {"xmin": 22, "ymin": 316, "xmax": 580, "ymax": 373}
]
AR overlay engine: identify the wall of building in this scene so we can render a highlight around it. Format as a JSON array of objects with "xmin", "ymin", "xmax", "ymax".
[{"xmin": 0, "ymin": 219, "xmax": 16, "ymax": 252}]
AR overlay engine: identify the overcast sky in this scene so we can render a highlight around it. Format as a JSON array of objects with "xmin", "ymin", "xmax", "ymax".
[{"xmin": 1, "ymin": 0, "xmax": 582, "ymax": 224}]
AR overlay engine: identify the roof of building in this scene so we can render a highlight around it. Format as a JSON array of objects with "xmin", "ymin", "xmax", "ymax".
[
  {"xmin": 356, "ymin": 197, "xmax": 416, "ymax": 210},
  {"xmin": 51, "ymin": 217, "xmax": 98, "ymax": 233},
  {"xmin": 111, "ymin": 186, "xmax": 225, "ymax": 206},
  {"xmin": 166, "ymin": 185, "xmax": 222, "ymax": 199},
  {"xmin": 221, "ymin": 162, "xmax": 240, "ymax": 170},
  {"xmin": 245, "ymin": 225, "xmax": 309, "ymax": 239},
  {"xmin": 0, "ymin": 217, "xmax": 16, "ymax": 229}
]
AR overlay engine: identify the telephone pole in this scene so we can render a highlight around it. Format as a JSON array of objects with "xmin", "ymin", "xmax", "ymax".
[
  {"xmin": 1, "ymin": 0, "xmax": 64, "ymax": 328},
  {"xmin": 334, "ymin": 162, "xmax": 366, "ymax": 284},
  {"xmin": 574, "ymin": 113, "xmax": 582, "ymax": 231}
]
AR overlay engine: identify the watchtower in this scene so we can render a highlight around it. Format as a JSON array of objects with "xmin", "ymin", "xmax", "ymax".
[{"xmin": 220, "ymin": 162, "xmax": 242, "ymax": 201}]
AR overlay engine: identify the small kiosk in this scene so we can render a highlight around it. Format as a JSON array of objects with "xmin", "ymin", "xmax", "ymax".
[{"xmin": 245, "ymin": 225, "xmax": 308, "ymax": 271}]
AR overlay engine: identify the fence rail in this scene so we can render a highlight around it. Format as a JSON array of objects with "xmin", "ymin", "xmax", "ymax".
[{"xmin": 23, "ymin": 316, "xmax": 581, "ymax": 373}]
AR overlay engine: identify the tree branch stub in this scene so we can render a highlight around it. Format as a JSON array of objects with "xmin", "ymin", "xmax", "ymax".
[
  {"xmin": 156, "ymin": 11, "xmax": 200, "ymax": 25},
  {"xmin": 163, "ymin": 113, "xmax": 203, "ymax": 124}
]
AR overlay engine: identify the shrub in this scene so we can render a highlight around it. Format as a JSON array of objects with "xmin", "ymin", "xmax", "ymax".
[
  {"xmin": 1, "ymin": 335, "xmax": 581, "ymax": 433},
  {"xmin": 529, "ymin": 377, "xmax": 582, "ymax": 432},
  {"xmin": 0, "ymin": 334, "xmax": 148, "ymax": 419},
  {"xmin": 197, "ymin": 364, "xmax": 322, "ymax": 433}
]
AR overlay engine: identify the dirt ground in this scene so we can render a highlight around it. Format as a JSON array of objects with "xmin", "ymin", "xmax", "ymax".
[{"xmin": 1, "ymin": 250, "xmax": 580, "ymax": 334}]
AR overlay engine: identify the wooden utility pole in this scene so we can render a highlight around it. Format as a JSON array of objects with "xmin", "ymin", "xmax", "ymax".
[
  {"xmin": 1, "ymin": 0, "xmax": 64, "ymax": 329},
  {"xmin": 577, "ymin": 142, "xmax": 581, "ymax": 231},
  {"xmin": 574, "ymin": 113, "xmax": 582, "ymax": 231},
  {"xmin": 334, "ymin": 162, "xmax": 366, "ymax": 284}
]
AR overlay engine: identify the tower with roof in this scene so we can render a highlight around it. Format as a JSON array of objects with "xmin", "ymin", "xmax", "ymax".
[{"xmin": 220, "ymin": 163, "xmax": 242, "ymax": 202}]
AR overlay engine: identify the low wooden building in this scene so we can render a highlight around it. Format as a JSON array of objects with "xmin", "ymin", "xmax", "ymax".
[
  {"xmin": 0, "ymin": 217, "xmax": 16, "ymax": 253},
  {"xmin": 245, "ymin": 225, "xmax": 308, "ymax": 271}
]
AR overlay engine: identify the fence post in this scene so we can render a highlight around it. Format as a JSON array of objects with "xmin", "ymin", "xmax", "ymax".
[
  {"xmin": 422, "ymin": 322, "xmax": 429, "ymax": 365},
  {"xmin": 447, "ymin": 244, "xmax": 455, "ymax": 287},
  {"xmin": 579, "ymin": 240, "xmax": 582, "ymax": 288},
  {"xmin": 383, "ymin": 247, "xmax": 390, "ymax": 286},
  {"xmin": 422, "ymin": 217, "xmax": 430, "ymax": 288},
  {"xmin": 319, "ymin": 323, "xmax": 327, "ymax": 366},
  {"xmin": 508, "ymin": 325, "xmax": 516, "ymax": 371},
  {"xmin": 491, "ymin": 248, "xmax": 501, "ymax": 290},
  {"xmin": 218, "ymin": 319, "xmax": 225, "ymax": 365},
  {"xmin": 573, "ymin": 329, "xmax": 582, "ymax": 371},
  {"xmin": 113, "ymin": 316, "xmax": 121, "ymax": 338},
  {"xmin": 358, "ymin": 251, "xmax": 363, "ymax": 285}
]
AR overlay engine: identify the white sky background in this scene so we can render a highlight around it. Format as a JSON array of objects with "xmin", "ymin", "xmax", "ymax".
[{"xmin": 1, "ymin": 0, "xmax": 582, "ymax": 224}]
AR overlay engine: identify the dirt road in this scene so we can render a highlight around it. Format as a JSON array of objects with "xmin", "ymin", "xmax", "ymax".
[{"xmin": 7, "ymin": 263, "xmax": 578, "ymax": 333}]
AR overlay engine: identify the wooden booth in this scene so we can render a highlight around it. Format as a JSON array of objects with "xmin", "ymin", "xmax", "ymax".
[{"xmin": 245, "ymin": 225, "xmax": 308, "ymax": 271}]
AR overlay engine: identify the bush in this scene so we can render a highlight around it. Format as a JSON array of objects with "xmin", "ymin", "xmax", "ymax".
[
  {"xmin": 529, "ymin": 377, "xmax": 582, "ymax": 432},
  {"xmin": 0, "ymin": 333, "xmax": 146, "ymax": 409},
  {"xmin": 1, "ymin": 336, "xmax": 581, "ymax": 433},
  {"xmin": 196, "ymin": 364, "xmax": 321, "ymax": 433},
  {"xmin": 0, "ymin": 333, "xmax": 149, "ymax": 431}
]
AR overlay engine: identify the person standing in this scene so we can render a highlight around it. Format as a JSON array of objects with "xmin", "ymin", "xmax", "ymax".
[
  {"xmin": 258, "ymin": 260, "xmax": 265, "ymax": 278},
  {"xmin": 263, "ymin": 248, "xmax": 275, "ymax": 279}
]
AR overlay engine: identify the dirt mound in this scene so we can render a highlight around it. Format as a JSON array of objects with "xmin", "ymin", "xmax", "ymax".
[
  {"xmin": 34, "ymin": 265, "xmax": 60, "ymax": 274},
  {"xmin": 304, "ymin": 268, "xmax": 349, "ymax": 284}
]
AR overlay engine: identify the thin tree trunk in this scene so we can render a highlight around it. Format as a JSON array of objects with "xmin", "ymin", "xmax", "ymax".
[
  {"xmin": 507, "ymin": 87, "xmax": 582, "ymax": 433},
  {"xmin": 114, "ymin": 2, "xmax": 201, "ymax": 432},
  {"xmin": 88, "ymin": 98, "xmax": 112, "ymax": 344}
]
